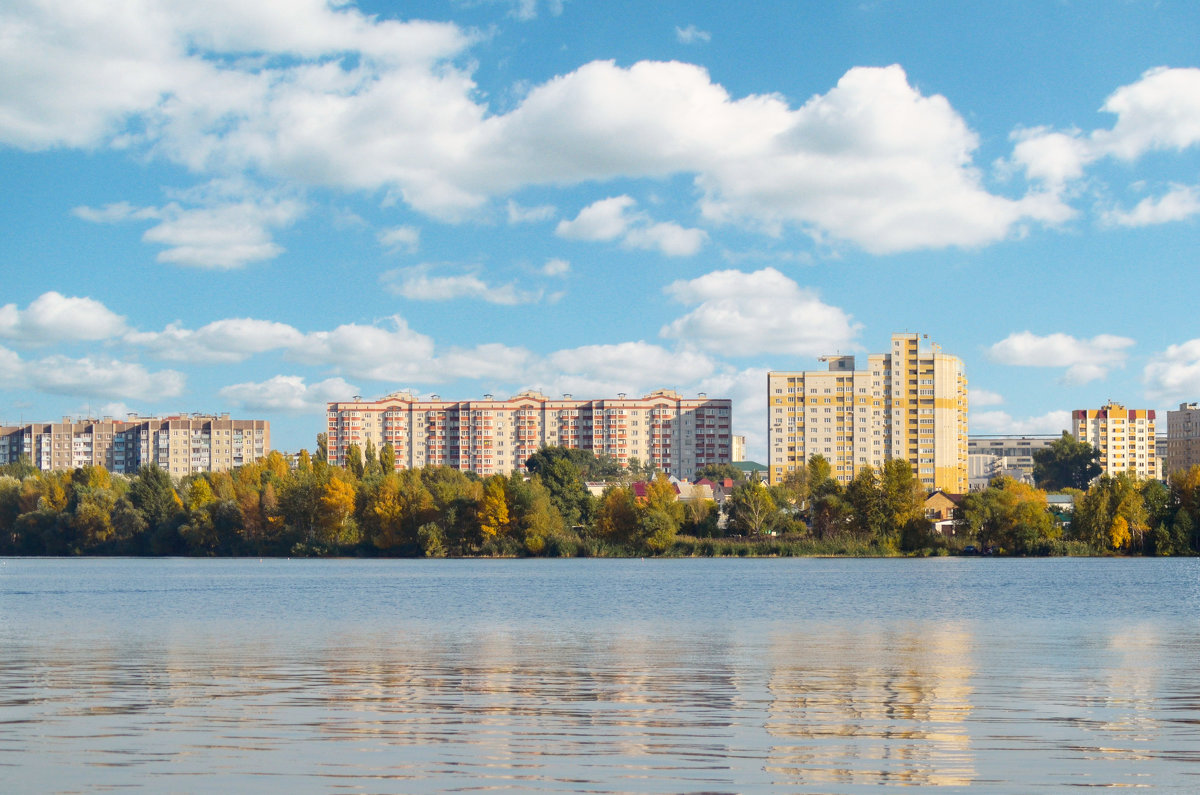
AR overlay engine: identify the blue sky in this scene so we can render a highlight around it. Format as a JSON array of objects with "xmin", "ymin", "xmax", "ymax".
[{"xmin": 2, "ymin": 0, "xmax": 1199, "ymax": 461}]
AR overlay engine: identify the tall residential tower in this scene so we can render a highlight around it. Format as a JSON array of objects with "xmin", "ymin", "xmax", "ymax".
[{"xmin": 767, "ymin": 333, "xmax": 968, "ymax": 493}]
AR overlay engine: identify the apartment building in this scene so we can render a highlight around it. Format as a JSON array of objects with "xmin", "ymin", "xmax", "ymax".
[
  {"xmin": 767, "ymin": 332, "xmax": 968, "ymax": 493},
  {"xmin": 1165, "ymin": 402, "xmax": 1200, "ymax": 477},
  {"xmin": 0, "ymin": 415, "xmax": 270, "ymax": 477},
  {"xmin": 1071, "ymin": 402, "xmax": 1156, "ymax": 479},
  {"xmin": 326, "ymin": 389, "xmax": 732, "ymax": 478}
]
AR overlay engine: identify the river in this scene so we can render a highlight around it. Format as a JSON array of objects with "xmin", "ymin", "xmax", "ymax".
[{"xmin": 3, "ymin": 557, "xmax": 1199, "ymax": 792}]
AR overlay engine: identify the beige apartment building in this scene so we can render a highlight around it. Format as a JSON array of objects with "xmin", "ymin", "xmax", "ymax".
[
  {"xmin": 1164, "ymin": 402, "xmax": 1200, "ymax": 477},
  {"xmin": 767, "ymin": 332, "xmax": 968, "ymax": 493},
  {"xmin": 326, "ymin": 389, "xmax": 732, "ymax": 478},
  {"xmin": 0, "ymin": 415, "xmax": 269, "ymax": 477},
  {"xmin": 1071, "ymin": 402, "xmax": 1156, "ymax": 479}
]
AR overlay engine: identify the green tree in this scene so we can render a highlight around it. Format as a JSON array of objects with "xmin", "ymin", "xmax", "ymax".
[
  {"xmin": 363, "ymin": 439, "xmax": 381, "ymax": 479},
  {"xmin": 1033, "ymin": 431, "xmax": 1101, "ymax": 491},
  {"xmin": 694, "ymin": 463, "xmax": 745, "ymax": 485},
  {"xmin": 344, "ymin": 443, "xmax": 364, "ymax": 480},
  {"xmin": 726, "ymin": 480, "xmax": 778, "ymax": 536},
  {"xmin": 379, "ymin": 443, "xmax": 396, "ymax": 474},
  {"xmin": 535, "ymin": 456, "xmax": 594, "ymax": 529}
]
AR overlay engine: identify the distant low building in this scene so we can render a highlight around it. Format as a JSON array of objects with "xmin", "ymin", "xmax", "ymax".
[{"xmin": 967, "ymin": 435, "xmax": 1058, "ymax": 489}]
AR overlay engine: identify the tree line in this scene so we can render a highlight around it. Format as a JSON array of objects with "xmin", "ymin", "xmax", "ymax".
[{"xmin": 2, "ymin": 434, "xmax": 1198, "ymax": 557}]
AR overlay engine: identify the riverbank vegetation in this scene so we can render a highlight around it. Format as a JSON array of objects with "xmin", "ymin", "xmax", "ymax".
[{"xmin": 1, "ymin": 443, "xmax": 1197, "ymax": 557}]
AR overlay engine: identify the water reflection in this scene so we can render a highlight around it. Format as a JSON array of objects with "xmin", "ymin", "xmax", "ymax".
[
  {"xmin": 5, "ymin": 559, "xmax": 1200, "ymax": 793},
  {"xmin": 764, "ymin": 624, "xmax": 976, "ymax": 788}
]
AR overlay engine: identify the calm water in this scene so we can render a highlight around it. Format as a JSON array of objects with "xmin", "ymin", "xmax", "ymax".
[{"xmin": 2, "ymin": 557, "xmax": 1200, "ymax": 793}]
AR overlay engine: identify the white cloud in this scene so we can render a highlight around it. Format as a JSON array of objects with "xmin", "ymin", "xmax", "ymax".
[
  {"xmin": 557, "ymin": 195, "xmax": 707, "ymax": 256},
  {"xmin": 381, "ymin": 265, "xmax": 543, "ymax": 304},
  {"xmin": 378, "ymin": 225, "xmax": 420, "ymax": 252},
  {"xmin": 661, "ymin": 267, "xmax": 860, "ymax": 357},
  {"xmin": 2, "ymin": 3, "xmax": 1066, "ymax": 253},
  {"xmin": 289, "ymin": 317, "xmax": 438, "ymax": 383},
  {"xmin": 439, "ymin": 343, "xmax": 535, "ymax": 381},
  {"xmin": 1012, "ymin": 67, "xmax": 1200, "ymax": 191},
  {"xmin": 556, "ymin": 195, "xmax": 637, "ymax": 241},
  {"xmin": 74, "ymin": 189, "xmax": 305, "ymax": 269},
  {"xmin": 126, "ymin": 318, "xmax": 306, "ymax": 363},
  {"xmin": 988, "ymin": 331, "xmax": 1135, "ymax": 384},
  {"xmin": 506, "ymin": 199, "xmax": 556, "ymax": 223},
  {"xmin": 675, "ymin": 25, "xmax": 711, "ymax": 45},
  {"xmin": 219, "ymin": 375, "xmax": 358, "ymax": 413},
  {"xmin": 971, "ymin": 410, "xmax": 1072, "ymax": 436},
  {"xmin": 541, "ymin": 341, "xmax": 717, "ymax": 394},
  {"xmin": 0, "ymin": 292, "xmax": 128, "ymax": 345},
  {"xmin": 623, "ymin": 221, "xmax": 708, "ymax": 256},
  {"xmin": 541, "ymin": 258, "xmax": 570, "ymax": 276},
  {"xmin": 970, "ymin": 389, "xmax": 1005, "ymax": 407},
  {"xmin": 1144, "ymin": 339, "xmax": 1200, "ymax": 402},
  {"xmin": 22, "ymin": 354, "xmax": 185, "ymax": 401},
  {"xmin": 1104, "ymin": 184, "xmax": 1200, "ymax": 227}
]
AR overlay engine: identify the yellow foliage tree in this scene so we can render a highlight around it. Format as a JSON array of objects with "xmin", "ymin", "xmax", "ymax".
[
  {"xmin": 1110, "ymin": 515, "xmax": 1131, "ymax": 551},
  {"xmin": 479, "ymin": 475, "xmax": 510, "ymax": 541}
]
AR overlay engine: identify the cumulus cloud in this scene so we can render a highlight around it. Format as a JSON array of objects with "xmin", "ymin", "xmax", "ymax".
[
  {"xmin": 74, "ymin": 190, "xmax": 305, "ymax": 269},
  {"xmin": 661, "ymin": 267, "xmax": 860, "ymax": 357},
  {"xmin": 1104, "ymin": 184, "xmax": 1200, "ymax": 227},
  {"xmin": 0, "ymin": 347, "xmax": 185, "ymax": 401},
  {"xmin": 557, "ymin": 195, "xmax": 707, "ymax": 256},
  {"xmin": 381, "ymin": 264, "xmax": 543, "ymax": 304},
  {"xmin": 971, "ymin": 410, "xmax": 1072, "ymax": 436},
  {"xmin": 556, "ymin": 196, "xmax": 637, "ymax": 241},
  {"xmin": 219, "ymin": 375, "xmax": 359, "ymax": 413},
  {"xmin": 0, "ymin": 2, "xmax": 1069, "ymax": 252},
  {"xmin": 289, "ymin": 317, "xmax": 438, "ymax": 383},
  {"xmin": 1144, "ymin": 339, "xmax": 1200, "ymax": 402},
  {"xmin": 538, "ymin": 341, "xmax": 717, "ymax": 396},
  {"xmin": 0, "ymin": 292, "xmax": 128, "ymax": 345},
  {"xmin": 675, "ymin": 25, "xmax": 711, "ymax": 45},
  {"xmin": 1011, "ymin": 67, "xmax": 1200, "ymax": 193},
  {"xmin": 126, "ymin": 318, "xmax": 306, "ymax": 363},
  {"xmin": 378, "ymin": 225, "xmax": 420, "ymax": 252},
  {"xmin": 988, "ymin": 331, "xmax": 1135, "ymax": 384},
  {"xmin": 541, "ymin": 258, "xmax": 570, "ymax": 276}
]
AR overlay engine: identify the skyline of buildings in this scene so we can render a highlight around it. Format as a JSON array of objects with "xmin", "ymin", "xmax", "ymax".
[
  {"xmin": 5, "ymin": 369, "xmax": 1200, "ymax": 491},
  {"xmin": 767, "ymin": 333, "xmax": 969, "ymax": 493}
]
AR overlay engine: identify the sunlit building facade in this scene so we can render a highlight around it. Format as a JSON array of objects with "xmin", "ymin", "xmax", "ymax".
[
  {"xmin": 326, "ymin": 389, "xmax": 732, "ymax": 478},
  {"xmin": 1072, "ymin": 402, "xmax": 1156, "ymax": 479},
  {"xmin": 767, "ymin": 333, "xmax": 968, "ymax": 493}
]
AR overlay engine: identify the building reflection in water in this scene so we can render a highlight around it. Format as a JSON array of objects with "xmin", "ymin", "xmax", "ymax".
[{"xmin": 764, "ymin": 623, "xmax": 977, "ymax": 788}]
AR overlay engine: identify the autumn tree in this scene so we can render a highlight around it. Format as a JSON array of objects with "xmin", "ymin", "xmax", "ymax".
[
  {"xmin": 479, "ymin": 475, "xmax": 511, "ymax": 542},
  {"xmin": 594, "ymin": 485, "xmax": 640, "ymax": 546},
  {"xmin": 962, "ymin": 477, "xmax": 1055, "ymax": 553}
]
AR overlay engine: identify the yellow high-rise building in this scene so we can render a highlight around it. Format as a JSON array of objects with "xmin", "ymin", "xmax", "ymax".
[{"xmin": 767, "ymin": 333, "xmax": 968, "ymax": 493}]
